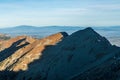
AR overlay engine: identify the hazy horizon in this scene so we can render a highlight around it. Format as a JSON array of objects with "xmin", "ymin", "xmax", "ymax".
[
  {"xmin": 0, "ymin": 0, "xmax": 120, "ymax": 28},
  {"xmin": 0, "ymin": 25, "xmax": 120, "ymax": 29}
]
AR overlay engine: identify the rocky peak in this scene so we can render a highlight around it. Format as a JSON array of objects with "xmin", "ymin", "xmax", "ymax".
[
  {"xmin": 70, "ymin": 27, "xmax": 109, "ymax": 42},
  {"xmin": 60, "ymin": 32, "xmax": 69, "ymax": 37},
  {"xmin": 60, "ymin": 27, "xmax": 111, "ymax": 51}
]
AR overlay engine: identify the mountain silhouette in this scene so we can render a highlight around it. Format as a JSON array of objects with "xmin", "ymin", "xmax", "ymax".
[{"xmin": 0, "ymin": 27, "xmax": 120, "ymax": 80}]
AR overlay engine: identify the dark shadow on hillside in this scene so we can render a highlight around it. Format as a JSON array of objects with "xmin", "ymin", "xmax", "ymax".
[
  {"xmin": 0, "ymin": 38, "xmax": 29, "ymax": 62},
  {"xmin": 0, "ymin": 43, "xmax": 120, "ymax": 80},
  {"xmin": 0, "ymin": 44, "xmax": 58, "ymax": 80},
  {"xmin": 0, "ymin": 70, "xmax": 20, "ymax": 80}
]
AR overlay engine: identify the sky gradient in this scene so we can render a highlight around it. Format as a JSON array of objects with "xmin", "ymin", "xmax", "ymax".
[{"xmin": 0, "ymin": 0, "xmax": 120, "ymax": 28}]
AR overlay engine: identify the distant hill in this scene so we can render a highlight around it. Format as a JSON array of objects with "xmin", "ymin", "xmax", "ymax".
[
  {"xmin": 0, "ymin": 25, "xmax": 120, "ymax": 37},
  {"xmin": 0, "ymin": 25, "xmax": 120, "ymax": 46},
  {"xmin": 0, "ymin": 25, "xmax": 83, "ymax": 38}
]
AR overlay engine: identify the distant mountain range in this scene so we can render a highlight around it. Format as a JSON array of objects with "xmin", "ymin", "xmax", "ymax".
[
  {"xmin": 0, "ymin": 25, "xmax": 120, "ymax": 46},
  {"xmin": 0, "ymin": 25, "xmax": 83, "ymax": 38},
  {"xmin": 0, "ymin": 25, "xmax": 120, "ymax": 38}
]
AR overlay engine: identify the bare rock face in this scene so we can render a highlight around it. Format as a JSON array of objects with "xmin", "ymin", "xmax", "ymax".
[
  {"xmin": 0, "ymin": 36, "xmax": 35, "ymax": 51},
  {"xmin": 0, "ymin": 36, "xmax": 36, "ymax": 63},
  {"xmin": 0, "ymin": 32, "xmax": 68, "ymax": 71}
]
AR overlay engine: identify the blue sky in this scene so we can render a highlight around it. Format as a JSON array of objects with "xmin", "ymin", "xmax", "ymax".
[{"xmin": 0, "ymin": 0, "xmax": 120, "ymax": 27}]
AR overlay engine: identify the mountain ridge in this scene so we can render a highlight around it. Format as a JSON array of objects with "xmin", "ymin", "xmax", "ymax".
[{"xmin": 0, "ymin": 27, "xmax": 120, "ymax": 80}]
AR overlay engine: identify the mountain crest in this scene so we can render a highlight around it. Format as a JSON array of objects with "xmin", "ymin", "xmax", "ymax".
[{"xmin": 0, "ymin": 28, "xmax": 119, "ymax": 80}]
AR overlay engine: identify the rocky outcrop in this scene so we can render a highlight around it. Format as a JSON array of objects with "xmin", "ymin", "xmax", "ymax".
[
  {"xmin": 0, "ymin": 32, "xmax": 68, "ymax": 71},
  {"xmin": 0, "ymin": 36, "xmax": 35, "ymax": 51}
]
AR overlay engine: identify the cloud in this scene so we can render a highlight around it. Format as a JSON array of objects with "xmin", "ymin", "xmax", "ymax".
[
  {"xmin": 90, "ymin": 4, "xmax": 120, "ymax": 10},
  {"xmin": 50, "ymin": 8, "xmax": 88, "ymax": 16}
]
